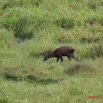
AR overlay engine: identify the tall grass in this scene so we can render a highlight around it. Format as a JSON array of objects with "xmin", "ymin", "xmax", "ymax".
[{"xmin": 0, "ymin": 0, "xmax": 103, "ymax": 103}]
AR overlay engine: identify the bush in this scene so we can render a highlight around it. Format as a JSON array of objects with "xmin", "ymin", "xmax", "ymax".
[{"xmin": 56, "ymin": 18, "xmax": 75, "ymax": 29}]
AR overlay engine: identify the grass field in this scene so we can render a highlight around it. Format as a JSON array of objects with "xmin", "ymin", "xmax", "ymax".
[{"xmin": 0, "ymin": 0, "xmax": 103, "ymax": 103}]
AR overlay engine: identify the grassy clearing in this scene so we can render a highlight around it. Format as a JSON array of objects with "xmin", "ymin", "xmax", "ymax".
[{"xmin": 0, "ymin": 0, "xmax": 103, "ymax": 103}]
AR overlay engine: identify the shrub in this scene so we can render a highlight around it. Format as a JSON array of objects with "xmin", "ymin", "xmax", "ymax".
[{"xmin": 56, "ymin": 18, "xmax": 75, "ymax": 29}]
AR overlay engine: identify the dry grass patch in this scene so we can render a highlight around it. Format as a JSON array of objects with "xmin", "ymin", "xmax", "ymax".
[{"xmin": 65, "ymin": 62, "xmax": 96, "ymax": 76}]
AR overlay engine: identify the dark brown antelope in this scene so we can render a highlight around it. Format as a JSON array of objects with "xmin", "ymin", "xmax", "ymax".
[{"xmin": 43, "ymin": 46, "xmax": 77, "ymax": 62}]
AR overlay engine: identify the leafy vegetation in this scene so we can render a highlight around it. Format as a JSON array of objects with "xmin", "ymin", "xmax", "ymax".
[{"xmin": 0, "ymin": 0, "xmax": 103, "ymax": 103}]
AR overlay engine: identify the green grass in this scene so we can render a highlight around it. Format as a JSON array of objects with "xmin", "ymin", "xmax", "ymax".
[{"xmin": 0, "ymin": 0, "xmax": 103, "ymax": 103}]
